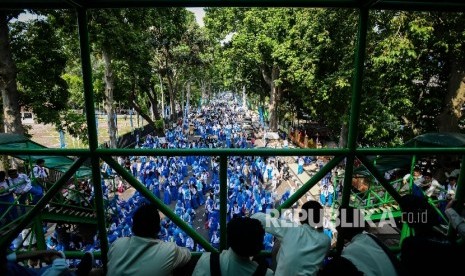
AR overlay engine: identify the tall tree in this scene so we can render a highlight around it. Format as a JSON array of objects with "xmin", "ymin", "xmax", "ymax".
[{"xmin": 0, "ymin": 11, "xmax": 25, "ymax": 135}]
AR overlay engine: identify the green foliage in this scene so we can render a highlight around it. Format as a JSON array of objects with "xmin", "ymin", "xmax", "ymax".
[
  {"xmin": 60, "ymin": 110, "xmax": 88, "ymax": 145},
  {"xmin": 155, "ymin": 118, "xmax": 164, "ymax": 131},
  {"xmin": 10, "ymin": 18, "xmax": 69, "ymax": 127}
]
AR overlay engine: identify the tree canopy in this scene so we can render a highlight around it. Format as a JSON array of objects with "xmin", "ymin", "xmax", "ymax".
[{"xmin": 1, "ymin": 8, "xmax": 464, "ymax": 147}]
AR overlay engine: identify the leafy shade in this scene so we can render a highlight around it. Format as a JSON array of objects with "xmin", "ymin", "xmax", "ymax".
[{"xmin": 11, "ymin": 19, "xmax": 69, "ymax": 127}]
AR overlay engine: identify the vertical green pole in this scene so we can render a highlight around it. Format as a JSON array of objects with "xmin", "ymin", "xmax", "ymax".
[
  {"xmin": 77, "ymin": 8, "xmax": 108, "ymax": 271},
  {"xmin": 400, "ymin": 153, "xmax": 416, "ymax": 243},
  {"xmin": 341, "ymin": 7, "xmax": 369, "ymax": 206},
  {"xmin": 33, "ymin": 217, "xmax": 46, "ymax": 250},
  {"xmin": 454, "ymin": 156, "xmax": 465, "ymax": 210},
  {"xmin": 408, "ymin": 154, "xmax": 417, "ymax": 192},
  {"xmin": 448, "ymin": 156, "xmax": 465, "ymax": 239},
  {"xmin": 219, "ymin": 155, "xmax": 228, "ymax": 251},
  {"xmin": 337, "ymin": 7, "xmax": 369, "ymax": 255}
]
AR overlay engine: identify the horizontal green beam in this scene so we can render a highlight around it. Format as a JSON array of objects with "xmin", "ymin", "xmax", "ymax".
[
  {"xmin": 64, "ymin": 251, "xmax": 102, "ymax": 259},
  {"xmin": 0, "ymin": 0, "xmax": 360, "ymax": 9},
  {"xmin": 2, "ymin": 0, "xmax": 465, "ymax": 11},
  {"xmin": 2, "ymin": 147, "xmax": 465, "ymax": 157},
  {"xmin": 40, "ymin": 212, "xmax": 97, "ymax": 224},
  {"xmin": 364, "ymin": 210, "xmax": 403, "ymax": 221},
  {"xmin": 48, "ymin": 202, "xmax": 95, "ymax": 212},
  {"xmin": 356, "ymin": 147, "xmax": 465, "ymax": 155},
  {"xmin": 0, "ymin": 148, "xmax": 90, "ymax": 156}
]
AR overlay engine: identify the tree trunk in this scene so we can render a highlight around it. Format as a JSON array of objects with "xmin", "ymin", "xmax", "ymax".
[
  {"xmin": 147, "ymin": 82, "xmax": 160, "ymax": 120},
  {"xmin": 0, "ymin": 12, "xmax": 24, "ymax": 136},
  {"xmin": 242, "ymin": 85, "xmax": 247, "ymax": 109},
  {"xmin": 338, "ymin": 122, "xmax": 348, "ymax": 148},
  {"xmin": 437, "ymin": 61, "xmax": 465, "ymax": 132},
  {"xmin": 200, "ymin": 80, "xmax": 208, "ymax": 107},
  {"xmin": 261, "ymin": 64, "xmax": 281, "ymax": 132},
  {"xmin": 159, "ymin": 74, "xmax": 165, "ymax": 119},
  {"xmin": 166, "ymin": 74, "xmax": 177, "ymax": 122},
  {"xmin": 128, "ymin": 76, "xmax": 156, "ymax": 127},
  {"xmin": 102, "ymin": 47, "xmax": 117, "ymax": 148}
]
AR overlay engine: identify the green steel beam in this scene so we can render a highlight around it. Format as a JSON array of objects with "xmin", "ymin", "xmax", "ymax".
[
  {"xmin": 219, "ymin": 155, "xmax": 228, "ymax": 251},
  {"xmin": 64, "ymin": 250, "xmax": 102, "ymax": 259},
  {"xmin": 375, "ymin": 1, "xmax": 465, "ymax": 12},
  {"xmin": 0, "ymin": 0, "xmax": 360, "ymax": 9},
  {"xmin": 77, "ymin": 10, "xmax": 99, "ymax": 152},
  {"xmin": 33, "ymin": 218, "xmax": 46, "ymax": 250},
  {"xmin": 356, "ymin": 148, "xmax": 465, "ymax": 155},
  {"xmin": 340, "ymin": 156, "xmax": 355, "ymax": 207},
  {"xmin": 93, "ymin": 148, "xmax": 351, "ymax": 157},
  {"xmin": 2, "ymin": 146, "xmax": 465, "ymax": 156},
  {"xmin": 48, "ymin": 202, "xmax": 95, "ymax": 212},
  {"xmin": 0, "ymin": 149, "xmax": 90, "ymax": 155},
  {"xmin": 102, "ymin": 156, "xmax": 217, "ymax": 253},
  {"xmin": 364, "ymin": 210, "xmax": 402, "ymax": 221},
  {"xmin": 346, "ymin": 9, "xmax": 368, "ymax": 151},
  {"xmin": 357, "ymin": 155, "xmax": 402, "ymax": 204},
  {"xmin": 337, "ymin": 7, "xmax": 369, "ymax": 255},
  {"xmin": 455, "ymin": 156, "xmax": 465, "ymax": 211},
  {"xmin": 362, "ymin": 0, "xmax": 382, "ymax": 8},
  {"xmin": 40, "ymin": 212, "xmax": 97, "ymax": 224},
  {"xmin": 0, "ymin": 157, "xmax": 86, "ymax": 249},
  {"xmin": 277, "ymin": 155, "xmax": 345, "ymax": 211},
  {"xmin": 408, "ymin": 154, "xmax": 417, "ymax": 193},
  {"xmin": 448, "ymin": 156, "xmax": 465, "ymax": 239},
  {"xmin": 2, "ymin": 0, "xmax": 465, "ymax": 11},
  {"xmin": 77, "ymin": 8, "xmax": 109, "ymax": 272}
]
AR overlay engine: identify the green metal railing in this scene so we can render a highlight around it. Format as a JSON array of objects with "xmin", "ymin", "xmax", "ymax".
[{"xmin": 1, "ymin": 1, "xmax": 465, "ymax": 274}]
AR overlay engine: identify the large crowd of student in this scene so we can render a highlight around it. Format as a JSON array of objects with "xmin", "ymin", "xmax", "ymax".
[{"xmin": 3, "ymin": 93, "xmax": 465, "ymax": 275}]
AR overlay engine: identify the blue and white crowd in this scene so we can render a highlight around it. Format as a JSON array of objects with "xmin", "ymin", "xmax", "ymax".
[{"xmin": 6, "ymin": 94, "xmax": 339, "ymax": 260}]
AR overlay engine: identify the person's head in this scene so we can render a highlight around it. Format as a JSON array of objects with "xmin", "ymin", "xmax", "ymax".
[
  {"xmin": 36, "ymin": 159, "xmax": 45, "ymax": 167},
  {"xmin": 227, "ymin": 217, "xmax": 264, "ymax": 258},
  {"xmin": 449, "ymin": 176, "xmax": 457, "ymax": 184},
  {"xmin": 300, "ymin": 200, "xmax": 323, "ymax": 228},
  {"xmin": 131, "ymin": 204, "xmax": 160, "ymax": 239},
  {"xmin": 7, "ymin": 169, "xmax": 18, "ymax": 179},
  {"xmin": 399, "ymin": 194, "xmax": 438, "ymax": 236},
  {"xmin": 423, "ymin": 171, "xmax": 432, "ymax": 181},
  {"xmin": 318, "ymin": 256, "xmax": 363, "ymax": 276},
  {"xmin": 336, "ymin": 206, "xmax": 366, "ymax": 241},
  {"xmin": 0, "ymin": 171, "xmax": 5, "ymax": 181}
]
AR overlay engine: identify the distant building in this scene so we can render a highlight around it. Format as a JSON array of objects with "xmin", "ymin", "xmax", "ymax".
[{"xmin": 20, "ymin": 108, "xmax": 34, "ymax": 124}]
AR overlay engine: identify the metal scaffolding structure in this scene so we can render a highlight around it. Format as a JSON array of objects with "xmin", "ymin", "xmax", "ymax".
[{"xmin": 1, "ymin": 0, "xmax": 465, "ymax": 273}]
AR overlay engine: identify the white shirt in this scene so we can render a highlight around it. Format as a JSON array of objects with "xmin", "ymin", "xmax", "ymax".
[
  {"xmin": 0, "ymin": 179, "xmax": 12, "ymax": 196},
  {"xmin": 342, "ymin": 233, "xmax": 397, "ymax": 276},
  {"xmin": 11, "ymin": 173, "xmax": 32, "ymax": 194},
  {"xmin": 107, "ymin": 236, "xmax": 191, "ymax": 276},
  {"xmin": 252, "ymin": 212, "xmax": 330, "ymax": 276},
  {"xmin": 33, "ymin": 165, "xmax": 48, "ymax": 179},
  {"xmin": 186, "ymin": 237, "xmax": 194, "ymax": 250},
  {"xmin": 192, "ymin": 249, "xmax": 274, "ymax": 276}
]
